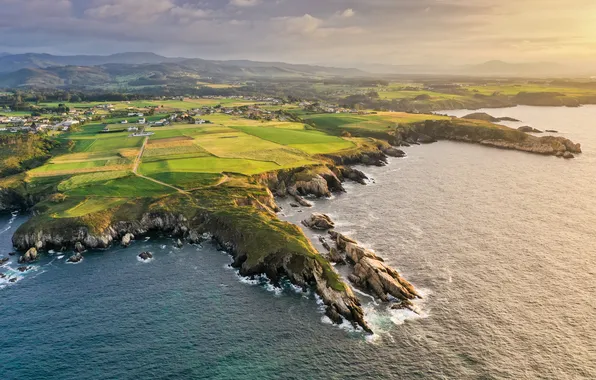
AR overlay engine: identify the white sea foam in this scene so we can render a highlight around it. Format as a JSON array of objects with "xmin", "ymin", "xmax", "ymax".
[
  {"xmin": 57, "ymin": 255, "xmax": 64, "ymax": 260},
  {"xmin": 65, "ymin": 258, "xmax": 84, "ymax": 265},
  {"xmin": 48, "ymin": 250, "xmax": 56, "ymax": 254},
  {"xmin": 136, "ymin": 256, "xmax": 154, "ymax": 263}
]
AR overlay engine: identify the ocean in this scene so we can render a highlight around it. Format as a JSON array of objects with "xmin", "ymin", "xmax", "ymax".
[{"xmin": 1, "ymin": 106, "xmax": 595, "ymax": 379}]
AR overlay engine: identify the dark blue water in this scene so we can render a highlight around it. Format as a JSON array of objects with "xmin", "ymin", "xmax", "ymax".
[{"xmin": 2, "ymin": 106, "xmax": 596, "ymax": 379}]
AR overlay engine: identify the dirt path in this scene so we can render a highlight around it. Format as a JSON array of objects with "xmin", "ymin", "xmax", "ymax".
[
  {"xmin": 132, "ymin": 137, "xmax": 148, "ymax": 175},
  {"xmin": 132, "ymin": 137, "xmax": 190, "ymax": 196}
]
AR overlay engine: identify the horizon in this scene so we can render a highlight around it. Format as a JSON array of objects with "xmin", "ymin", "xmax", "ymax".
[{"xmin": 1, "ymin": 0, "xmax": 595, "ymax": 68}]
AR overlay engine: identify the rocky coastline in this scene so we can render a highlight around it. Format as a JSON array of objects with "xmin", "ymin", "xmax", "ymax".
[{"xmin": 3, "ymin": 118, "xmax": 583, "ymax": 332}]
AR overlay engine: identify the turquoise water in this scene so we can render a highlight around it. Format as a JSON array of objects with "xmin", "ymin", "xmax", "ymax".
[{"xmin": 1, "ymin": 106, "xmax": 595, "ymax": 379}]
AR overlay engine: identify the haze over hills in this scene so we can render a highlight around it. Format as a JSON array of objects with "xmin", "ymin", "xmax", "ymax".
[
  {"xmin": 0, "ymin": 52, "xmax": 586, "ymax": 89},
  {"xmin": 357, "ymin": 60, "xmax": 573, "ymax": 77}
]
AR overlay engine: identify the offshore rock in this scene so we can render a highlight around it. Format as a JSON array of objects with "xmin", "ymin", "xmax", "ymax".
[
  {"xmin": 518, "ymin": 126, "xmax": 543, "ymax": 133},
  {"xmin": 318, "ymin": 236, "xmax": 331, "ymax": 252},
  {"xmin": 328, "ymin": 247, "xmax": 345, "ymax": 264},
  {"xmin": 67, "ymin": 252, "xmax": 83, "ymax": 263},
  {"xmin": 17, "ymin": 266, "xmax": 32, "ymax": 273},
  {"xmin": 121, "ymin": 233, "xmax": 134, "ymax": 247},
  {"xmin": 138, "ymin": 252, "xmax": 153, "ymax": 261},
  {"xmin": 302, "ymin": 214, "xmax": 335, "ymax": 231},
  {"xmin": 74, "ymin": 242, "xmax": 85, "ymax": 253},
  {"xmin": 0, "ymin": 257, "xmax": 9, "ymax": 266},
  {"xmin": 18, "ymin": 247, "xmax": 38, "ymax": 264},
  {"xmin": 331, "ymin": 231, "xmax": 420, "ymax": 303}
]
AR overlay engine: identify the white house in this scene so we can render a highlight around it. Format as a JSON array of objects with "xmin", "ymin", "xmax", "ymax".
[
  {"xmin": 121, "ymin": 120, "xmax": 129, "ymax": 124},
  {"xmin": 138, "ymin": 118, "xmax": 146, "ymax": 124},
  {"xmin": 63, "ymin": 120, "xmax": 79, "ymax": 127},
  {"xmin": 127, "ymin": 126, "xmax": 139, "ymax": 132}
]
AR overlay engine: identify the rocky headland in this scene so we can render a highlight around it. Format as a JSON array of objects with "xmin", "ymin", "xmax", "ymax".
[{"xmin": 2, "ymin": 116, "xmax": 583, "ymax": 333}]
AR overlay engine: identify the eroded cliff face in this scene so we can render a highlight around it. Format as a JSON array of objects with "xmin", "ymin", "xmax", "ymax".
[{"xmin": 11, "ymin": 184, "xmax": 374, "ymax": 333}]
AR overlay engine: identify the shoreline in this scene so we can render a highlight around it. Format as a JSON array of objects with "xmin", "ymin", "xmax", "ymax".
[{"xmin": 1, "ymin": 112, "xmax": 585, "ymax": 332}]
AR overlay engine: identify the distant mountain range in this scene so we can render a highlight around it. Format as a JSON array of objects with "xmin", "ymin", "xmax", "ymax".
[
  {"xmin": 0, "ymin": 52, "xmax": 582, "ymax": 89},
  {"xmin": 358, "ymin": 60, "xmax": 572, "ymax": 77},
  {"xmin": 0, "ymin": 52, "xmax": 371, "ymax": 88}
]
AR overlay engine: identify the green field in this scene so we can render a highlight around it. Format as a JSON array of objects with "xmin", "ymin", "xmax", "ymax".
[
  {"xmin": 66, "ymin": 175, "xmax": 175, "ymax": 197},
  {"xmin": 19, "ymin": 107, "xmax": 450, "ymax": 217},
  {"xmin": 146, "ymin": 172, "xmax": 223, "ymax": 190},
  {"xmin": 304, "ymin": 112, "xmax": 450, "ymax": 135},
  {"xmin": 140, "ymin": 156, "xmax": 284, "ymax": 176}
]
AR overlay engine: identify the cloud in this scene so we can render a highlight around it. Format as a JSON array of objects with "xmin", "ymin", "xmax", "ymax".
[
  {"xmin": 0, "ymin": 0, "xmax": 594, "ymax": 65},
  {"xmin": 229, "ymin": 0, "xmax": 261, "ymax": 7},
  {"xmin": 340, "ymin": 9, "xmax": 355, "ymax": 18}
]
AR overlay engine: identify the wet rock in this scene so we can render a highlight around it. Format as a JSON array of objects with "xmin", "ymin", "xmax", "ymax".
[
  {"xmin": 382, "ymin": 147, "xmax": 406, "ymax": 158},
  {"xmin": 391, "ymin": 299, "xmax": 417, "ymax": 313},
  {"xmin": 328, "ymin": 230, "xmax": 358, "ymax": 251},
  {"xmin": 329, "ymin": 247, "xmax": 345, "ymax": 264},
  {"xmin": 9, "ymin": 278, "xmax": 17, "ymax": 283},
  {"xmin": 74, "ymin": 242, "xmax": 85, "ymax": 253},
  {"xmin": 289, "ymin": 203, "xmax": 300, "ymax": 208},
  {"xmin": 340, "ymin": 167, "xmax": 368, "ymax": 185},
  {"xmin": 318, "ymin": 236, "xmax": 331, "ymax": 252},
  {"xmin": 0, "ymin": 257, "xmax": 9, "ymax": 266},
  {"xmin": 175, "ymin": 239, "xmax": 184, "ymax": 248},
  {"xmin": 545, "ymin": 129, "xmax": 558, "ymax": 133},
  {"xmin": 121, "ymin": 233, "xmax": 135, "ymax": 247},
  {"xmin": 563, "ymin": 152, "xmax": 575, "ymax": 159},
  {"xmin": 18, "ymin": 247, "xmax": 38, "ymax": 264},
  {"xmin": 8, "ymin": 251, "xmax": 16, "ymax": 256},
  {"xmin": 67, "ymin": 252, "xmax": 83, "ymax": 263},
  {"xmin": 187, "ymin": 230, "xmax": 201, "ymax": 244},
  {"xmin": 35, "ymin": 241, "xmax": 43, "ymax": 250},
  {"xmin": 17, "ymin": 266, "xmax": 32, "ymax": 273},
  {"xmin": 138, "ymin": 251, "xmax": 153, "ymax": 261},
  {"xmin": 331, "ymin": 232, "xmax": 421, "ymax": 303},
  {"xmin": 518, "ymin": 126, "xmax": 543, "ymax": 133},
  {"xmin": 291, "ymin": 194, "xmax": 313, "ymax": 208},
  {"xmin": 0, "ymin": 272, "xmax": 5, "ymax": 279},
  {"xmin": 302, "ymin": 214, "xmax": 335, "ymax": 231}
]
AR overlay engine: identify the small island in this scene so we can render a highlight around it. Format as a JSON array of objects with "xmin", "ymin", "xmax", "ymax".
[{"xmin": 0, "ymin": 98, "xmax": 582, "ymax": 332}]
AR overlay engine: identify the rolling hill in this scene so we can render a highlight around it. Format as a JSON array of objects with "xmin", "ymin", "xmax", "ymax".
[{"xmin": 0, "ymin": 53, "xmax": 367, "ymax": 88}]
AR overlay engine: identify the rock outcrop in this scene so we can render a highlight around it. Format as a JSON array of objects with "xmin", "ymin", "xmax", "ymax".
[
  {"xmin": 329, "ymin": 231, "xmax": 420, "ymax": 306},
  {"xmin": 67, "ymin": 252, "xmax": 83, "ymax": 263},
  {"xmin": 302, "ymin": 213, "xmax": 335, "ymax": 230},
  {"xmin": 18, "ymin": 247, "xmax": 38, "ymax": 264},
  {"xmin": 121, "ymin": 233, "xmax": 134, "ymax": 247},
  {"xmin": 74, "ymin": 242, "xmax": 85, "ymax": 253},
  {"xmin": 0, "ymin": 257, "xmax": 9, "ymax": 266},
  {"xmin": 138, "ymin": 252, "xmax": 153, "ymax": 261},
  {"xmin": 518, "ymin": 126, "xmax": 543, "ymax": 133},
  {"xmin": 382, "ymin": 147, "xmax": 406, "ymax": 158}
]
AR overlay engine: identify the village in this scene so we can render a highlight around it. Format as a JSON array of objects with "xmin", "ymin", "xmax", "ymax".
[{"xmin": 0, "ymin": 95, "xmax": 368, "ymax": 136}]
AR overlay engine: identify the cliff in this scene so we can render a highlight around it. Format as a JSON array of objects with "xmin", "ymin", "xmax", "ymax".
[{"xmin": 11, "ymin": 173, "xmax": 374, "ymax": 332}]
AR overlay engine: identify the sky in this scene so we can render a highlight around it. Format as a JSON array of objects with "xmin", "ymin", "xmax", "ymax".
[{"xmin": 1, "ymin": 0, "xmax": 596, "ymax": 66}]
